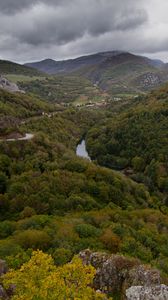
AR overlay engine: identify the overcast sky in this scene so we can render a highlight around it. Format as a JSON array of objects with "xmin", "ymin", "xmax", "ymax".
[{"xmin": 0, "ymin": 0, "xmax": 168, "ymax": 63}]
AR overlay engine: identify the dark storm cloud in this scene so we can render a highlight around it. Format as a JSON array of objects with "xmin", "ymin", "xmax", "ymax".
[
  {"xmin": 0, "ymin": 0, "xmax": 167, "ymax": 62},
  {"xmin": 0, "ymin": 0, "xmax": 69, "ymax": 14},
  {"xmin": 1, "ymin": 0, "xmax": 148, "ymax": 46}
]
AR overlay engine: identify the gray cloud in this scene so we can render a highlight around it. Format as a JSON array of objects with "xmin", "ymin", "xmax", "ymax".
[
  {"xmin": 0, "ymin": 0, "xmax": 148, "ymax": 46},
  {"xmin": 0, "ymin": 0, "xmax": 69, "ymax": 14},
  {"xmin": 0, "ymin": 0, "xmax": 167, "ymax": 62}
]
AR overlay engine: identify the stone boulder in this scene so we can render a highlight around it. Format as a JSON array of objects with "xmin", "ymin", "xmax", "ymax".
[
  {"xmin": 79, "ymin": 250, "xmax": 165, "ymax": 300},
  {"xmin": 0, "ymin": 75, "xmax": 24, "ymax": 93},
  {"xmin": 0, "ymin": 260, "xmax": 8, "ymax": 276},
  {"xmin": 0, "ymin": 260, "xmax": 9, "ymax": 299},
  {"xmin": 0, "ymin": 285, "xmax": 8, "ymax": 299},
  {"xmin": 123, "ymin": 265, "xmax": 161, "ymax": 293},
  {"xmin": 126, "ymin": 284, "xmax": 168, "ymax": 300},
  {"xmin": 79, "ymin": 249, "xmax": 139, "ymax": 294}
]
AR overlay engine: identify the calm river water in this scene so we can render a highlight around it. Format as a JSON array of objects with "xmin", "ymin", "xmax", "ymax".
[{"xmin": 76, "ymin": 139, "xmax": 91, "ymax": 160}]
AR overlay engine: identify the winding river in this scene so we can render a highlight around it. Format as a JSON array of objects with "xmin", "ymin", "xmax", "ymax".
[
  {"xmin": 76, "ymin": 139, "xmax": 135, "ymax": 181},
  {"xmin": 76, "ymin": 139, "xmax": 125, "ymax": 173},
  {"xmin": 76, "ymin": 139, "xmax": 91, "ymax": 160}
]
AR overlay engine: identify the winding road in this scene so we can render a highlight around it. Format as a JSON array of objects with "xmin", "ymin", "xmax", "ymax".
[{"xmin": 0, "ymin": 133, "xmax": 34, "ymax": 142}]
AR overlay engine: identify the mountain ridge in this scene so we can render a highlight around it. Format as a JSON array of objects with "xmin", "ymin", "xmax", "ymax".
[
  {"xmin": 25, "ymin": 51, "xmax": 165, "ymax": 74},
  {"xmin": 24, "ymin": 51, "xmax": 168, "ymax": 96}
]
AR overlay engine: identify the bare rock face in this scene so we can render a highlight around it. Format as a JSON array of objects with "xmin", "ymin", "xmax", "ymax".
[
  {"xmin": 0, "ymin": 75, "xmax": 24, "ymax": 93},
  {"xmin": 0, "ymin": 285, "xmax": 8, "ymax": 299},
  {"xmin": 126, "ymin": 284, "xmax": 168, "ymax": 300},
  {"xmin": 123, "ymin": 265, "xmax": 161, "ymax": 292},
  {"xmin": 79, "ymin": 249, "xmax": 139, "ymax": 295},
  {"xmin": 79, "ymin": 250, "xmax": 165, "ymax": 300},
  {"xmin": 0, "ymin": 260, "xmax": 8, "ymax": 276}
]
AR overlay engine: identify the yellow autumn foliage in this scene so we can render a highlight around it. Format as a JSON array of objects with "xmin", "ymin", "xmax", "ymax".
[{"xmin": 3, "ymin": 250, "xmax": 111, "ymax": 300}]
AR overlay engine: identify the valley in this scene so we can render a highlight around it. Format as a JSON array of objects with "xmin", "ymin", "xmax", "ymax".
[
  {"xmin": 0, "ymin": 51, "xmax": 168, "ymax": 300},
  {"xmin": 26, "ymin": 51, "xmax": 168, "ymax": 99}
]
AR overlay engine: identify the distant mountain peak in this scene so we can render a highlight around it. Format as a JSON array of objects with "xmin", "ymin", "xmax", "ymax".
[
  {"xmin": 24, "ymin": 50, "xmax": 168, "ymax": 96},
  {"xmin": 25, "ymin": 50, "xmax": 129, "ymax": 74}
]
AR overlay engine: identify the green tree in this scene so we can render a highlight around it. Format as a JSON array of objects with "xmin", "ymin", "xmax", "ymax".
[
  {"xmin": 132, "ymin": 156, "xmax": 145, "ymax": 172},
  {"xmin": 3, "ymin": 250, "xmax": 110, "ymax": 300},
  {"xmin": 0, "ymin": 172, "xmax": 7, "ymax": 193}
]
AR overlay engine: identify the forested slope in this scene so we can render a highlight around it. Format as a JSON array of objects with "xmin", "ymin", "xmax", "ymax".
[
  {"xmin": 0, "ymin": 86, "xmax": 167, "ymax": 295},
  {"xmin": 86, "ymin": 84, "xmax": 168, "ymax": 199}
]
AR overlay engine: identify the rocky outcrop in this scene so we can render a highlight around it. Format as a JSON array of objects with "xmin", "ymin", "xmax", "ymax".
[
  {"xmin": 79, "ymin": 250, "xmax": 167, "ymax": 300},
  {"xmin": 0, "ymin": 260, "xmax": 8, "ymax": 299},
  {"xmin": 126, "ymin": 284, "xmax": 168, "ymax": 300},
  {"xmin": 0, "ymin": 75, "xmax": 24, "ymax": 93},
  {"xmin": 79, "ymin": 249, "xmax": 140, "ymax": 297},
  {"xmin": 0, "ymin": 260, "xmax": 8, "ymax": 276},
  {"xmin": 123, "ymin": 265, "xmax": 161, "ymax": 291},
  {"xmin": 0, "ymin": 285, "xmax": 8, "ymax": 299}
]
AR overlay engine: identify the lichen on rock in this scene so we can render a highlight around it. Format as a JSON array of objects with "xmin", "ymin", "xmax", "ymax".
[
  {"xmin": 79, "ymin": 249, "xmax": 167, "ymax": 300},
  {"xmin": 126, "ymin": 284, "xmax": 168, "ymax": 300}
]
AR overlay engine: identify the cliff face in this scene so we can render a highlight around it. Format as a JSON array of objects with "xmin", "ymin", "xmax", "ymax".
[
  {"xmin": 79, "ymin": 249, "xmax": 168, "ymax": 300},
  {"xmin": 0, "ymin": 76, "xmax": 24, "ymax": 93}
]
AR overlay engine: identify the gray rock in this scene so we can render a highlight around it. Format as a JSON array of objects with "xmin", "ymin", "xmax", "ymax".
[
  {"xmin": 79, "ymin": 249, "xmax": 139, "ymax": 294},
  {"xmin": 123, "ymin": 265, "xmax": 161, "ymax": 293},
  {"xmin": 0, "ymin": 285, "xmax": 8, "ymax": 299},
  {"xmin": 0, "ymin": 260, "xmax": 8, "ymax": 276},
  {"xmin": 0, "ymin": 75, "xmax": 25, "ymax": 93},
  {"xmin": 126, "ymin": 284, "xmax": 168, "ymax": 300},
  {"xmin": 79, "ymin": 250, "xmax": 164, "ymax": 299}
]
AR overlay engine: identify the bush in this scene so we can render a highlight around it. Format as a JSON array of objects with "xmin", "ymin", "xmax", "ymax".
[
  {"xmin": 3, "ymin": 250, "xmax": 110, "ymax": 300},
  {"xmin": 0, "ymin": 221, "xmax": 16, "ymax": 238},
  {"xmin": 75, "ymin": 224, "xmax": 100, "ymax": 238},
  {"xmin": 0, "ymin": 172, "xmax": 7, "ymax": 194},
  {"xmin": 17, "ymin": 215, "xmax": 50, "ymax": 231},
  {"xmin": 66, "ymin": 194, "xmax": 98, "ymax": 211},
  {"xmin": 51, "ymin": 248, "xmax": 73, "ymax": 266},
  {"xmin": 14, "ymin": 229, "xmax": 51, "ymax": 250},
  {"xmin": 0, "ymin": 239, "xmax": 22, "ymax": 258},
  {"xmin": 19, "ymin": 206, "xmax": 36, "ymax": 219},
  {"xmin": 100, "ymin": 229, "xmax": 121, "ymax": 253}
]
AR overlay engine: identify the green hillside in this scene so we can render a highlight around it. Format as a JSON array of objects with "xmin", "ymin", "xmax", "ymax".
[
  {"xmin": 0, "ymin": 82, "xmax": 167, "ymax": 297},
  {"xmin": 25, "ymin": 52, "xmax": 168, "ymax": 99},
  {"xmin": 75, "ymin": 53, "xmax": 168, "ymax": 97},
  {"xmin": 18, "ymin": 75, "xmax": 108, "ymax": 105},
  {"xmin": 0, "ymin": 59, "xmax": 45, "ymax": 77},
  {"xmin": 0, "ymin": 101, "xmax": 163, "ymax": 270},
  {"xmin": 0, "ymin": 88, "xmax": 53, "ymax": 118},
  {"xmin": 86, "ymin": 84, "xmax": 168, "ymax": 199},
  {"xmin": 0, "ymin": 88, "xmax": 54, "ymax": 136}
]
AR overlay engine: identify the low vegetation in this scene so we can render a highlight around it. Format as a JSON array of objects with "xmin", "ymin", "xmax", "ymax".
[{"xmin": 3, "ymin": 250, "xmax": 109, "ymax": 300}]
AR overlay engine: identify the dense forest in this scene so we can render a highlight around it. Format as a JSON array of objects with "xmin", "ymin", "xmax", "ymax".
[
  {"xmin": 0, "ymin": 82, "xmax": 168, "ymax": 299},
  {"xmin": 86, "ymin": 86, "xmax": 168, "ymax": 200}
]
